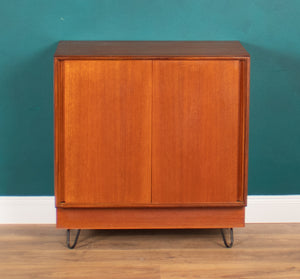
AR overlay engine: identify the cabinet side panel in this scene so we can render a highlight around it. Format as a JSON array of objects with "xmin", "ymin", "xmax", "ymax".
[
  {"xmin": 152, "ymin": 60, "xmax": 241, "ymax": 204},
  {"xmin": 54, "ymin": 59, "xmax": 65, "ymax": 205},
  {"xmin": 243, "ymin": 58, "xmax": 250, "ymax": 205},
  {"xmin": 61, "ymin": 60, "xmax": 152, "ymax": 205}
]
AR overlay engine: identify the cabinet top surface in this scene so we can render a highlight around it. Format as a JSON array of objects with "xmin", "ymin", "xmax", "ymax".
[{"xmin": 54, "ymin": 41, "xmax": 250, "ymax": 59}]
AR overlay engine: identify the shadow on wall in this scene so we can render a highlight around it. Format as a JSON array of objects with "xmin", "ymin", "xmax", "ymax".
[
  {"xmin": 242, "ymin": 42, "xmax": 300, "ymax": 194},
  {"xmin": 0, "ymin": 43, "xmax": 58, "ymax": 195}
]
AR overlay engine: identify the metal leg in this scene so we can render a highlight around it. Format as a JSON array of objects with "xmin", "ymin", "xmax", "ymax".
[
  {"xmin": 66, "ymin": 229, "xmax": 81, "ymax": 249},
  {"xmin": 220, "ymin": 228, "xmax": 234, "ymax": 248}
]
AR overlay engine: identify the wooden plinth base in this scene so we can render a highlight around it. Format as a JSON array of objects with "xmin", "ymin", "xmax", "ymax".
[{"xmin": 57, "ymin": 207, "xmax": 245, "ymax": 229}]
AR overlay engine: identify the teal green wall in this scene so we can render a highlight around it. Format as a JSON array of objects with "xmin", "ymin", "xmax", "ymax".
[{"xmin": 0, "ymin": 0, "xmax": 299, "ymax": 195}]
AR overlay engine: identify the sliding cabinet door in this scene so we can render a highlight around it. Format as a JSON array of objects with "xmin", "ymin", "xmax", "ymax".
[
  {"xmin": 152, "ymin": 60, "xmax": 243, "ymax": 204},
  {"xmin": 56, "ymin": 60, "xmax": 152, "ymax": 206}
]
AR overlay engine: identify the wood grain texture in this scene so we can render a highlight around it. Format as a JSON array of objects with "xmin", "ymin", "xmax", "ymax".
[
  {"xmin": 56, "ymin": 60, "xmax": 152, "ymax": 206},
  {"xmin": 152, "ymin": 60, "xmax": 242, "ymax": 204},
  {"xmin": 54, "ymin": 41, "xmax": 250, "ymax": 59},
  {"xmin": 0, "ymin": 224, "xmax": 299, "ymax": 279},
  {"xmin": 56, "ymin": 207, "xmax": 245, "ymax": 229}
]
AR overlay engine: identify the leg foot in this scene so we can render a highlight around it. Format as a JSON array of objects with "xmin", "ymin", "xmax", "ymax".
[
  {"xmin": 66, "ymin": 229, "xmax": 81, "ymax": 249},
  {"xmin": 220, "ymin": 228, "xmax": 234, "ymax": 248}
]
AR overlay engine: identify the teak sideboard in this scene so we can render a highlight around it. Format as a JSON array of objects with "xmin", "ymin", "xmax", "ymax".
[{"xmin": 54, "ymin": 41, "xmax": 250, "ymax": 248}]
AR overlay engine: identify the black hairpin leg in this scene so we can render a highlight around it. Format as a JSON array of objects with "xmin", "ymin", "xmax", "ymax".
[
  {"xmin": 220, "ymin": 228, "xmax": 234, "ymax": 248},
  {"xmin": 66, "ymin": 229, "xmax": 81, "ymax": 249}
]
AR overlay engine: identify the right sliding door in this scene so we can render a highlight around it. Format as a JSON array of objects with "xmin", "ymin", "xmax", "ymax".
[{"xmin": 152, "ymin": 60, "xmax": 243, "ymax": 204}]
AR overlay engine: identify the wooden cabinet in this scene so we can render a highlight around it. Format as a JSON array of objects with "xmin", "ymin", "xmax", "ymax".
[{"xmin": 54, "ymin": 41, "xmax": 250, "ymax": 230}]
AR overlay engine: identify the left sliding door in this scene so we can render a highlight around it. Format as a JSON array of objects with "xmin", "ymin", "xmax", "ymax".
[{"xmin": 55, "ymin": 60, "xmax": 152, "ymax": 207}]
